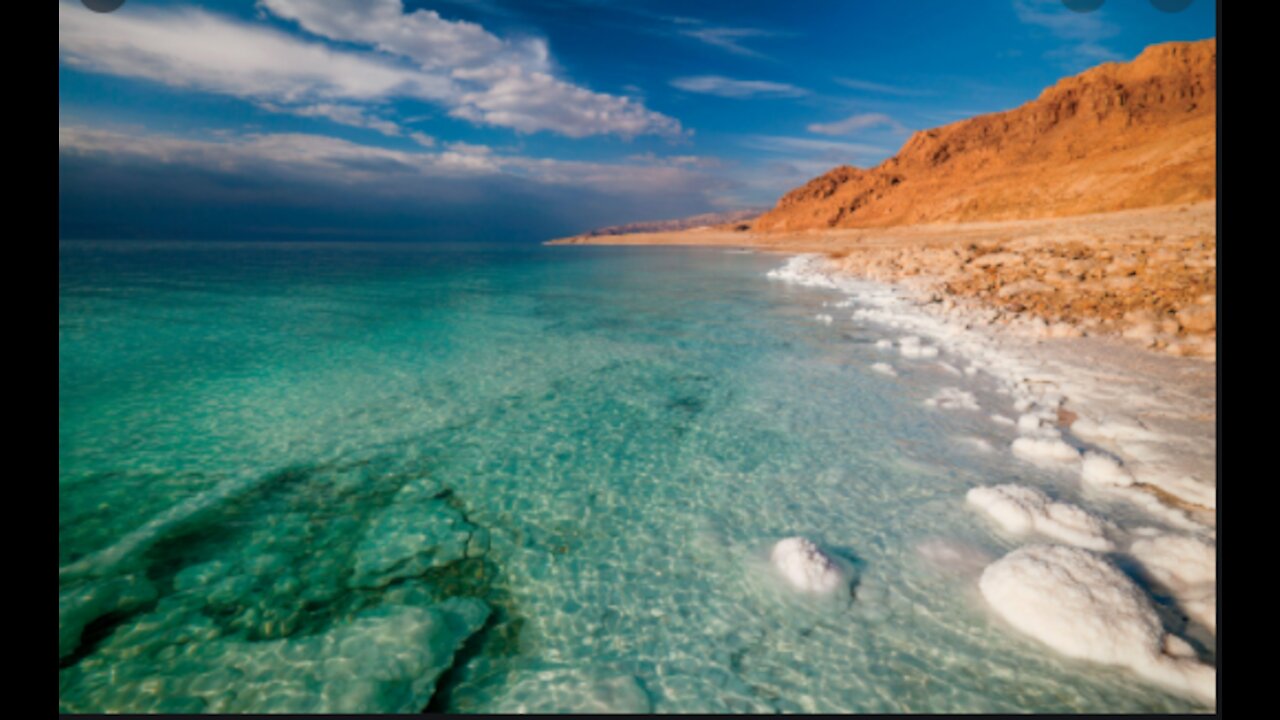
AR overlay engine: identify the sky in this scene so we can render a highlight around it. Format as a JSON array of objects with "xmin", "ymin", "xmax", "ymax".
[{"xmin": 58, "ymin": 0, "xmax": 1216, "ymax": 241}]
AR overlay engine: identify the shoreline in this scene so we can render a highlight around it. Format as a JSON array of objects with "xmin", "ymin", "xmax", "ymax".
[
  {"xmin": 550, "ymin": 205, "xmax": 1217, "ymax": 525},
  {"xmin": 552, "ymin": 213, "xmax": 1217, "ymax": 701},
  {"xmin": 549, "ymin": 201, "xmax": 1216, "ymax": 361}
]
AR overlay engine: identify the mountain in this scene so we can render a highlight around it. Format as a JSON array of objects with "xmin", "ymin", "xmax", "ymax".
[
  {"xmin": 753, "ymin": 38, "xmax": 1215, "ymax": 232},
  {"xmin": 574, "ymin": 208, "xmax": 766, "ymax": 238}
]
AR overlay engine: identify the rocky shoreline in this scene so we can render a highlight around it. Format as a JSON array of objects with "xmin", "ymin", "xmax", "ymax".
[{"xmin": 550, "ymin": 201, "xmax": 1216, "ymax": 361}]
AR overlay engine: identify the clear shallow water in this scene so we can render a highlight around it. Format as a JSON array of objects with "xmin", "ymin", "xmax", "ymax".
[{"xmin": 59, "ymin": 241, "xmax": 1201, "ymax": 713}]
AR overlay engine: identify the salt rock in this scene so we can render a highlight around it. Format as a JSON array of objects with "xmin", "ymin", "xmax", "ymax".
[
  {"xmin": 770, "ymin": 537, "xmax": 848, "ymax": 593},
  {"xmin": 1011, "ymin": 437, "xmax": 1081, "ymax": 464},
  {"xmin": 1080, "ymin": 452, "xmax": 1135, "ymax": 488},
  {"xmin": 1129, "ymin": 533, "xmax": 1217, "ymax": 633},
  {"xmin": 966, "ymin": 484, "xmax": 1114, "ymax": 551},
  {"xmin": 980, "ymin": 545, "xmax": 1215, "ymax": 705}
]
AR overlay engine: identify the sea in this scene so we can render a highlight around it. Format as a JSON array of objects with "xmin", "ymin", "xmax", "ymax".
[{"xmin": 58, "ymin": 240, "xmax": 1204, "ymax": 712}]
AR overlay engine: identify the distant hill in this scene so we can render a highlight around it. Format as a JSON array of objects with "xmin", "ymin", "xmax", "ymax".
[
  {"xmin": 753, "ymin": 38, "xmax": 1215, "ymax": 231},
  {"xmin": 576, "ymin": 208, "xmax": 766, "ymax": 237}
]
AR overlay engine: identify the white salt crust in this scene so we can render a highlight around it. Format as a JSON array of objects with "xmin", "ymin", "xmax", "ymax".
[
  {"xmin": 770, "ymin": 537, "xmax": 848, "ymax": 594},
  {"xmin": 769, "ymin": 254, "xmax": 1213, "ymax": 519},
  {"xmin": 979, "ymin": 545, "xmax": 1214, "ymax": 705},
  {"xmin": 1128, "ymin": 532, "xmax": 1216, "ymax": 634},
  {"xmin": 966, "ymin": 484, "xmax": 1115, "ymax": 551},
  {"xmin": 870, "ymin": 362, "xmax": 897, "ymax": 377}
]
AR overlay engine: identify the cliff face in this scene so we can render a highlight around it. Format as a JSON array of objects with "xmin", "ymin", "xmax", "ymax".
[{"xmin": 754, "ymin": 38, "xmax": 1216, "ymax": 232}]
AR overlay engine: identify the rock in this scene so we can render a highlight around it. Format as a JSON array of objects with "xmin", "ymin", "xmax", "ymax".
[
  {"xmin": 1175, "ymin": 304, "xmax": 1215, "ymax": 334},
  {"xmin": 972, "ymin": 252, "xmax": 1025, "ymax": 269},
  {"xmin": 349, "ymin": 481, "xmax": 481, "ymax": 589},
  {"xmin": 1122, "ymin": 322, "xmax": 1159, "ymax": 342},
  {"xmin": 1046, "ymin": 322, "xmax": 1082, "ymax": 338},
  {"xmin": 59, "ymin": 573, "xmax": 158, "ymax": 660},
  {"xmin": 997, "ymin": 279, "xmax": 1055, "ymax": 298}
]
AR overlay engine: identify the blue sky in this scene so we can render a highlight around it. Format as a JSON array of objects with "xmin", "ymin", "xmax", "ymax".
[{"xmin": 59, "ymin": 0, "xmax": 1216, "ymax": 241}]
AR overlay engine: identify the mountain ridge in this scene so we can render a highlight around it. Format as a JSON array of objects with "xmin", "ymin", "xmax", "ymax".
[{"xmin": 753, "ymin": 38, "xmax": 1216, "ymax": 231}]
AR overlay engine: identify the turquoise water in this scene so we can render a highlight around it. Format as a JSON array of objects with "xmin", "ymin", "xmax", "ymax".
[{"xmin": 59, "ymin": 241, "xmax": 1201, "ymax": 713}]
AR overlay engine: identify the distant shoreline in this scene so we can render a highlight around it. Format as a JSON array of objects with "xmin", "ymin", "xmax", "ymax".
[{"xmin": 548, "ymin": 201, "xmax": 1216, "ymax": 362}]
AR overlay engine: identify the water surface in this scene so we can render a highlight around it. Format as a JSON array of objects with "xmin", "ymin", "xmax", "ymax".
[{"xmin": 58, "ymin": 241, "xmax": 1201, "ymax": 712}]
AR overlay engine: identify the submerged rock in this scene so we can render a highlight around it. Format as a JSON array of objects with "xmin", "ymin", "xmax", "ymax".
[
  {"xmin": 488, "ymin": 668, "xmax": 651, "ymax": 714},
  {"xmin": 350, "ymin": 480, "xmax": 482, "ymax": 589},
  {"xmin": 59, "ymin": 573, "xmax": 157, "ymax": 660},
  {"xmin": 60, "ymin": 596, "xmax": 491, "ymax": 713}
]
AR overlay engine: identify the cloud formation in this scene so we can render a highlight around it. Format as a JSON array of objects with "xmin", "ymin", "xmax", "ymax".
[
  {"xmin": 1013, "ymin": 0, "xmax": 1122, "ymax": 69},
  {"xmin": 806, "ymin": 112, "xmax": 908, "ymax": 136},
  {"xmin": 58, "ymin": 125, "xmax": 729, "ymax": 240},
  {"xmin": 58, "ymin": 0, "xmax": 682, "ymax": 139},
  {"xmin": 833, "ymin": 77, "xmax": 931, "ymax": 97},
  {"xmin": 678, "ymin": 26, "xmax": 778, "ymax": 59},
  {"xmin": 670, "ymin": 75, "xmax": 808, "ymax": 99}
]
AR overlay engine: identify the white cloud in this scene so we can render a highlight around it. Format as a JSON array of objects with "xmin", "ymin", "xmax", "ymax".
[
  {"xmin": 740, "ymin": 135, "xmax": 889, "ymax": 159},
  {"xmin": 679, "ymin": 27, "xmax": 776, "ymax": 58},
  {"xmin": 806, "ymin": 112, "xmax": 908, "ymax": 136},
  {"xmin": 58, "ymin": 125, "xmax": 714, "ymax": 196},
  {"xmin": 58, "ymin": 0, "xmax": 682, "ymax": 139},
  {"xmin": 833, "ymin": 77, "xmax": 931, "ymax": 97},
  {"xmin": 259, "ymin": 0, "xmax": 682, "ymax": 138},
  {"xmin": 670, "ymin": 75, "xmax": 807, "ymax": 99},
  {"xmin": 1013, "ymin": 0, "xmax": 1122, "ymax": 68},
  {"xmin": 258, "ymin": 102, "xmax": 405, "ymax": 137},
  {"xmin": 408, "ymin": 132, "xmax": 436, "ymax": 148},
  {"xmin": 58, "ymin": 2, "xmax": 445, "ymax": 102}
]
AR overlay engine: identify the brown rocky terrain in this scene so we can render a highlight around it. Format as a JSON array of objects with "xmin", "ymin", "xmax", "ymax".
[
  {"xmin": 754, "ymin": 38, "xmax": 1215, "ymax": 231},
  {"xmin": 551, "ymin": 38, "xmax": 1216, "ymax": 360}
]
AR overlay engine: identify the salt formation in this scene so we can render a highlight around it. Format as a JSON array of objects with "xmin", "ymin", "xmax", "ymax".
[
  {"xmin": 924, "ymin": 387, "xmax": 980, "ymax": 411},
  {"xmin": 957, "ymin": 436, "xmax": 995, "ymax": 453},
  {"xmin": 1081, "ymin": 452, "xmax": 1135, "ymax": 488},
  {"xmin": 870, "ymin": 362, "xmax": 897, "ymax": 377},
  {"xmin": 1011, "ymin": 437, "xmax": 1081, "ymax": 465},
  {"xmin": 898, "ymin": 335, "xmax": 940, "ymax": 359},
  {"xmin": 966, "ymin": 485, "xmax": 1115, "ymax": 551},
  {"xmin": 874, "ymin": 339, "xmax": 894, "ymax": 350},
  {"xmin": 980, "ymin": 545, "xmax": 1214, "ymax": 705},
  {"xmin": 1129, "ymin": 532, "xmax": 1217, "ymax": 633},
  {"xmin": 770, "ymin": 537, "xmax": 848, "ymax": 593}
]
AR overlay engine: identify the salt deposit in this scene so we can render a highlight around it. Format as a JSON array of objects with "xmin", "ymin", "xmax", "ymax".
[
  {"xmin": 870, "ymin": 362, "xmax": 897, "ymax": 377},
  {"xmin": 1011, "ymin": 437, "xmax": 1081, "ymax": 465},
  {"xmin": 924, "ymin": 387, "xmax": 980, "ymax": 411},
  {"xmin": 1128, "ymin": 533, "xmax": 1216, "ymax": 633},
  {"xmin": 770, "ymin": 537, "xmax": 849, "ymax": 594},
  {"xmin": 1081, "ymin": 452, "xmax": 1135, "ymax": 488},
  {"xmin": 966, "ymin": 485, "xmax": 1115, "ymax": 551},
  {"xmin": 980, "ymin": 545, "xmax": 1214, "ymax": 705}
]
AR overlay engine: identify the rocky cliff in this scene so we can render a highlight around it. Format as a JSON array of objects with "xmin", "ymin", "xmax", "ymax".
[{"xmin": 753, "ymin": 38, "xmax": 1215, "ymax": 231}]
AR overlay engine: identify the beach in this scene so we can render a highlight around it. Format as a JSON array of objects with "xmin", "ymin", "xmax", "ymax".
[{"xmin": 550, "ymin": 203, "xmax": 1219, "ymax": 704}]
